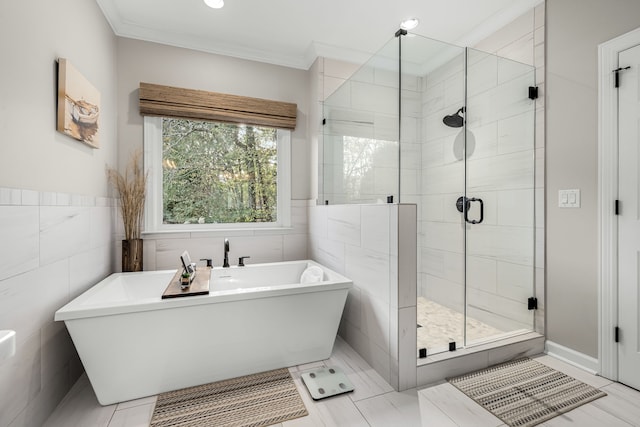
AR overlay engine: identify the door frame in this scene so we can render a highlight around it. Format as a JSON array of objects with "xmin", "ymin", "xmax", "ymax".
[{"xmin": 598, "ymin": 26, "xmax": 640, "ymax": 381}]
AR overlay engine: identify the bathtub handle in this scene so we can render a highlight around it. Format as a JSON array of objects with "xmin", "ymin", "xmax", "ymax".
[{"xmin": 238, "ymin": 256, "xmax": 250, "ymax": 267}]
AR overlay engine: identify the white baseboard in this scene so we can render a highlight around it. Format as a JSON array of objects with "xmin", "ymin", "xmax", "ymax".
[{"xmin": 545, "ymin": 340, "xmax": 599, "ymax": 375}]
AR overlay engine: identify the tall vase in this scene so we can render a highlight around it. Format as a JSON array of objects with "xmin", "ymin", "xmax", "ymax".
[{"xmin": 122, "ymin": 239, "xmax": 143, "ymax": 272}]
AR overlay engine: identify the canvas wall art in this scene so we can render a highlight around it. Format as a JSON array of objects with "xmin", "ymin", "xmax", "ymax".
[{"xmin": 57, "ymin": 58, "xmax": 100, "ymax": 148}]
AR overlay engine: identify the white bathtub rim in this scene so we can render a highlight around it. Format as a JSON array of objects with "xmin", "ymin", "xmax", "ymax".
[{"xmin": 55, "ymin": 260, "xmax": 352, "ymax": 322}]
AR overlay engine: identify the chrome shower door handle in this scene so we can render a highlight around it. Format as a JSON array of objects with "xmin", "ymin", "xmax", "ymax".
[{"xmin": 464, "ymin": 197, "xmax": 484, "ymax": 224}]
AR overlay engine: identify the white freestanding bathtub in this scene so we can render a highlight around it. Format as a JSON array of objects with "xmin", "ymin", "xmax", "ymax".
[{"xmin": 55, "ymin": 260, "xmax": 352, "ymax": 405}]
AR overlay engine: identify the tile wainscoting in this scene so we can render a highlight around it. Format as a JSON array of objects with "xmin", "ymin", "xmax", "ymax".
[
  {"xmin": 133, "ymin": 199, "xmax": 310, "ymax": 271},
  {"xmin": 0, "ymin": 187, "xmax": 116, "ymax": 427}
]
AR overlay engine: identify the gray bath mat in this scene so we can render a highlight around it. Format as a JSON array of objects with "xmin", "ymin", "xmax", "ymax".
[
  {"xmin": 448, "ymin": 358, "xmax": 606, "ymax": 427},
  {"xmin": 150, "ymin": 368, "xmax": 307, "ymax": 427},
  {"xmin": 301, "ymin": 366, "xmax": 354, "ymax": 400}
]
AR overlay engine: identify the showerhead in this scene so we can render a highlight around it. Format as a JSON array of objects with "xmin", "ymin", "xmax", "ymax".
[{"xmin": 443, "ymin": 107, "xmax": 465, "ymax": 128}]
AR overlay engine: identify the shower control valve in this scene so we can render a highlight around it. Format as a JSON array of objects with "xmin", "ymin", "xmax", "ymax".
[{"xmin": 456, "ymin": 196, "xmax": 469, "ymax": 213}]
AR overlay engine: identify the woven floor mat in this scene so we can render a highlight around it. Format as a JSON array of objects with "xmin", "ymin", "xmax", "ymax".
[
  {"xmin": 150, "ymin": 368, "xmax": 308, "ymax": 427},
  {"xmin": 448, "ymin": 358, "xmax": 607, "ymax": 427}
]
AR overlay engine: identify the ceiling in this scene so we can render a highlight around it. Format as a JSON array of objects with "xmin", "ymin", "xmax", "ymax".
[{"xmin": 96, "ymin": 0, "xmax": 542, "ymax": 70}]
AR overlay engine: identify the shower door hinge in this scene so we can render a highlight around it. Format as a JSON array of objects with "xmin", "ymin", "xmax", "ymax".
[
  {"xmin": 615, "ymin": 199, "xmax": 620, "ymax": 215},
  {"xmin": 613, "ymin": 66, "xmax": 631, "ymax": 88},
  {"xmin": 527, "ymin": 297, "xmax": 538, "ymax": 310},
  {"xmin": 395, "ymin": 28, "xmax": 407, "ymax": 37},
  {"xmin": 615, "ymin": 326, "xmax": 620, "ymax": 343},
  {"xmin": 322, "ymin": 118, "xmax": 326, "ymax": 125},
  {"xmin": 528, "ymin": 86, "xmax": 539, "ymax": 100}
]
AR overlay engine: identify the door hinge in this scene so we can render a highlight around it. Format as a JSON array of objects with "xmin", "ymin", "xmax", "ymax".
[
  {"xmin": 527, "ymin": 297, "xmax": 538, "ymax": 310},
  {"xmin": 615, "ymin": 326, "xmax": 620, "ymax": 343},
  {"xmin": 528, "ymin": 86, "xmax": 539, "ymax": 100},
  {"xmin": 615, "ymin": 199, "xmax": 620, "ymax": 215},
  {"xmin": 322, "ymin": 118, "xmax": 326, "ymax": 125},
  {"xmin": 613, "ymin": 66, "xmax": 631, "ymax": 88}
]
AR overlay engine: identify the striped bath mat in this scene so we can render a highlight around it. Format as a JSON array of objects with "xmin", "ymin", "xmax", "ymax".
[
  {"xmin": 150, "ymin": 368, "xmax": 308, "ymax": 427},
  {"xmin": 448, "ymin": 358, "xmax": 606, "ymax": 427}
]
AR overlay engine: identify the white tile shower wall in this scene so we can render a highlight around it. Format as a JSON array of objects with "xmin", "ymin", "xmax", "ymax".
[
  {"xmin": 419, "ymin": 4, "xmax": 544, "ymax": 336},
  {"xmin": 417, "ymin": 49, "xmax": 466, "ymax": 309},
  {"xmin": 308, "ymin": 204, "xmax": 416, "ymax": 391},
  {"xmin": 0, "ymin": 187, "xmax": 115, "ymax": 427},
  {"xmin": 136, "ymin": 199, "xmax": 309, "ymax": 271}
]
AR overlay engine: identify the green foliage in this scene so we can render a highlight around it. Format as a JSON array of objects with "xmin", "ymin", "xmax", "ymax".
[{"xmin": 162, "ymin": 118, "xmax": 277, "ymax": 224}]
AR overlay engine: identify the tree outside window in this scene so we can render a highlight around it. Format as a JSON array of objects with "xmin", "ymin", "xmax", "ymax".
[{"xmin": 161, "ymin": 118, "xmax": 278, "ymax": 225}]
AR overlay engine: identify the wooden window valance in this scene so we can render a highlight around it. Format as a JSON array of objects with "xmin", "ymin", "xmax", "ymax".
[{"xmin": 139, "ymin": 82, "xmax": 297, "ymax": 130}]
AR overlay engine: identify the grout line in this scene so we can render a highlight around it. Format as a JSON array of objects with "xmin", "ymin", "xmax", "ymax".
[
  {"xmin": 105, "ymin": 407, "xmax": 117, "ymax": 427},
  {"xmin": 352, "ymin": 399, "xmax": 373, "ymax": 427}
]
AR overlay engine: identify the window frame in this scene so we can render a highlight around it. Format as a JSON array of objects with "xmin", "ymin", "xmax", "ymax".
[{"xmin": 143, "ymin": 116, "xmax": 291, "ymax": 233}]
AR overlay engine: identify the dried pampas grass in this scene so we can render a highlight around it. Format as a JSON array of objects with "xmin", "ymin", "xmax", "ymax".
[{"xmin": 108, "ymin": 151, "xmax": 147, "ymax": 240}]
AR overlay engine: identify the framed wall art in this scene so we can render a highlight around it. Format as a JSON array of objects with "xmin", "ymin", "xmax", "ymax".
[{"xmin": 57, "ymin": 58, "xmax": 100, "ymax": 148}]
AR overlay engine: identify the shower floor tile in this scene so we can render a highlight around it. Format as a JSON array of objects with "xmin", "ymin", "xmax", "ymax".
[{"xmin": 416, "ymin": 297, "xmax": 504, "ymax": 354}]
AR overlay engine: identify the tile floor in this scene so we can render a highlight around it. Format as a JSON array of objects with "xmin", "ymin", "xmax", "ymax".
[{"xmin": 44, "ymin": 337, "xmax": 640, "ymax": 427}]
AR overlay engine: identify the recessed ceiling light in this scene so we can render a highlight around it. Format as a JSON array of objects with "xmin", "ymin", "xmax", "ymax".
[
  {"xmin": 204, "ymin": 0, "xmax": 224, "ymax": 9},
  {"xmin": 400, "ymin": 18, "xmax": 419, "ymax": 30}
]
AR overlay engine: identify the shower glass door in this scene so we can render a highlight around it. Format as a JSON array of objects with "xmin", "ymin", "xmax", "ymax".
[
  {"xmin": 404, "ymin": 35, "xmax": 537, "ymax": 357},
  {"xmin": 464, "ymin": 48, "xmax": 536, "ymax": 346},
  {"xmin": 401, "ymin": 34, "xmax": 468, "ymax": 355},
  {"xmin": 320, "ymin": 31, "xmax": 537, "ymax": 358}
]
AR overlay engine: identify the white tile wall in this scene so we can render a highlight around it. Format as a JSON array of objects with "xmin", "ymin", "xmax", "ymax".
[
  {"xmin": 0, "ymin": 187, "xmax": 116, "ymax": 427},
  {"xmin": 134, "ymin": 199, "xmax": 309, "ymax": 271},
  {"xmin": 0, "ymin": 206, "xmax": 39, "ymax": 281},
  {"xmin": 309, "ymin": 204, "xmax": 416, "ymax": 391},
  {"xmin": 40, "ymin": 207, "xmax": 92, "ymax": 266},
  {"xmin": 345, "ymin": 246, "xmax": 390, "ymax": 304}
]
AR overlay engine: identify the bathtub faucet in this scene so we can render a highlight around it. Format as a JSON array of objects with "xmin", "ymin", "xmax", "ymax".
[{"xmin": 223, "ymin": 238, "xmax": 230, "ymax": 268}]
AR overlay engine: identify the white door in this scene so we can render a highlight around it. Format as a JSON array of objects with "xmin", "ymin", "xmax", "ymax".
[{"xmin": 618, "ymin": 43, "xmax": 640, "ymax": 390}]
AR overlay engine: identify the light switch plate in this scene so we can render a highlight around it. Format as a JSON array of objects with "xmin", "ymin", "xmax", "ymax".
[{"xmin": 559, "ymin": 189, "xmax": 580, "ymax": 208}]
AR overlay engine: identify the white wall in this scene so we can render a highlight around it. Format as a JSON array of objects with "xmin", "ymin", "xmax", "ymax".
[
  {"xmin": 546, "ymin": 0, "xmax": 640, "ymax": 358},
  {"xmin": 116, "ymin": 38, "xmax": 311, "ymax": 269},
  {"xmin": 0, "ymin": 1, "xmax": 118, "ymax": 426},
  {"xmin": 0, "ymin": 1, "xmax": 118, "ymax": 196}
]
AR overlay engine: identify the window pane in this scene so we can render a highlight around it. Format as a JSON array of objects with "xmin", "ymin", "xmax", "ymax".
[{"xmin": 161, "ymin": 118, "xmax": 278, "ymax": 224}]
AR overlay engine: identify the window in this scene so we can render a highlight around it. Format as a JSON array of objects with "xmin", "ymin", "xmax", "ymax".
[{"xmin": 144, "ymin": 116, "xmax": 291, "ymax": 231}]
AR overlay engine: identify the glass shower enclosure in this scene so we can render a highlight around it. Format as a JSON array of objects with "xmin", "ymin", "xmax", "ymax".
[{"xmin": 321, "ymin": 32, "xmax": 536, "ymax": 358}]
